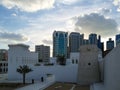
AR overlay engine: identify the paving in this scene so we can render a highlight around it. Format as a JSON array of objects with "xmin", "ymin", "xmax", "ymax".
[{"xmin": 44, "ymin": 82, "xmax": 90, "ymax": 90}]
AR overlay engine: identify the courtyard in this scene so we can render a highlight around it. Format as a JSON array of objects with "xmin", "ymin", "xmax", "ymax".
[{"xmin": 44, "ymin": 82, "xmax": 90, "ymax": 90}]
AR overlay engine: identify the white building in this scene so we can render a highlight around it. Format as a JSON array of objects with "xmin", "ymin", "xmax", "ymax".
[
  {"xmin": 91, "ymin": 44, "xmax": 120, "ymax": 90},
  {"xmin": 0, "ymin": 61, "xmax": 8, "ymax": 73},
  {"xmin": 8, "ymin": 44, "xmax": 38, "ymax": 80},
  {"xmin": 69, "ymin": 52, "xmax": 79, "ymax": 64},
  {"xmin": 8, "ymin": 44, "xmax": 79, "ymax": 82}
]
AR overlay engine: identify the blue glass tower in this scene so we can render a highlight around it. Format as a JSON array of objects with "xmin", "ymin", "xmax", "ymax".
[
  {"xmin": 53, "ymin": 31, "xmax": 68, "ymax": 58},
  {"xmin": 116, "ymin": 34, "xmax": 120, "ymax": 46}
]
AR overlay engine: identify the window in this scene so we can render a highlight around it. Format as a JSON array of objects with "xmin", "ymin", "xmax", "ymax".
[
  {"xmin": 76, "ymin": 59, "xmax": 78, "ymax": 64},
  {"xmin": 0, "ymin": 68, "xmax": 2, "ymax": 72},
  {"xmin": 88, "ymin": 62, "xmax": 91, "ymax": 66},
  {"xmin": 72, "ymin": 59, "xmax": 74, "ymax": 64},
  {"xmin": 56, "ymin": 33, "xmax": 58, "ymax": 36}
]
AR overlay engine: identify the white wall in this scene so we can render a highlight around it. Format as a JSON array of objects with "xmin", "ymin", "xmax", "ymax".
[
  {"xmin": 91, "ymin": 44, "xmax": 120, "ymax": 90},
  {"xmin": 9, "ymin": 64, "xmax": 78, "ymax": 83},
  {"xmin": 8, "ymin": 44, "xmax": 78, "ymax": 83},
  {"xmin": 104, "ymin": 44, "xmax": 120, "ymax": 90},
  {"xmin": 8, "ymin": 44, "xmax": 38, "ymax": 80},
  {"xmin": 69, "ymin": 52, "xmax": 79, "ymax": 64}
]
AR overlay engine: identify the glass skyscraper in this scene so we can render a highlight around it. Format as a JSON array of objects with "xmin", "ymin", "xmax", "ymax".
[
  {"xmin": 89, "ymin": 33, "xmax": 97, "ymax": 45},
  {"xmin": 116, "ymin": 34, "xmax": 120, "ymax": 46},
  {"xmin": 69, "ymin": 32, "xmax": 80, "ymax": 52},
  {"xmin": 53, "ymin": 31, "xmax": 68, "ymax": 58}
]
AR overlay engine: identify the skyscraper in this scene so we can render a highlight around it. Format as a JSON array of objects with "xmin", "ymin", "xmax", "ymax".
[
  {"xmin": 116, "ymin": 34, "xmax": 120, "ymax": 46},
  {"xmin": 35, "ymin": 45, "xmax": 50, "ymax": 62},
  {"xmin": 89, "ymin": 33, "xmax": 97, "ymax": 45},
  {"xmin": 106, "ymin": 38, "xmax": 114, "ymax": 50},
  {"xmin": 97, "ymin": 35, "xmax": 104, "ymax": 52},
  {"xmin": 53, "ymin": 31, "xmax": 68, "ymax": 58},
  {"xmin": 69, "ymin": 32, "xmax": 80, "ymax": 52}
]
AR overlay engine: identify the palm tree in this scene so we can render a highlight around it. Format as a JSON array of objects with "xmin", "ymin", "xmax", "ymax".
[
  {"xmin": 17, "ymin": 65, "xmax": 32, "ymax": 84},
  {"xmin": 57, "ymin": 55, "xmax": 66, "ymax": 65}
]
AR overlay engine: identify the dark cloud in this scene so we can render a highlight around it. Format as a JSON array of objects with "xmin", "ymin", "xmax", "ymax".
[
  {"xmin": 0, "ymin": 32, "xmax": 28, "ymax": 41},
  {"xmin": 75, "ymin": 13, "xmax": 118, "ymax": 37},
  {"xmin": 42, "ymin": 39, "xmax": 52, "ymax": 45}
]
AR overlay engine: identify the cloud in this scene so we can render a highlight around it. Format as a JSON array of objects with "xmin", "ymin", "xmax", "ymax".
[
  {"xmin": 113, "ymin": 0, "xmax": 120, "ymax": 12},
  {"xmin": 75, "ymin": 13, "xmax": 118, "ymax": 37},
  {"xmin": 56, "ymin": 0, "xmax": 78, "ymax": 5},
  {"xmin": 0, "ymin": 0, "xmax": 55, "ymax": 12},
  {"xmin": 42, "ymin": 39, "xmax": 52, "ymax": 45},
  {"xmin": 113, "ymin": 0, "xmax": 120, "ymax": 6},
  {"xmin": 11, "ymin": 13, "xmax": 17, "ymax": 16},
  {"xmin": 99, "ymin": 8, "xmax": 112, "ymax": 15},
  {"xmin": 0, "ymin": 31, "xmax": 29, "ymax": 42}
]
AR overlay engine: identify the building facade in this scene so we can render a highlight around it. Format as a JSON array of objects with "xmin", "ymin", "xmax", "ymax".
[
  {"xmin": 0, "ymin": 49, "xmax": 8, "ymax": 73},
  {"xmin": 0, "ymin": 49, "xmax": 8, "ymax": 61},
  {"xmin": 0, "ymin": 61, "xmax": 8, "ymax": 73},
  {"xmin": 106, "ymin": 38, "xmax": 114, "ymax": 50},
  {"xmin": 78, "ymin": 45, "xmax": 100, "ymax": 85},
  {"xmin": 35, "ymin": 45, "xmax": 50, "ymax": 63},
  {"xmin": 89, "ymin": 33, "xmax": 97, "ymax": 45},
  {"xmin": 115, "ymin": 34, "xmax": 120, "ymax": 46},
  {"xmin": 53, "ymin": 31, "xmax": 68, "ymax": 58},
  {"xmin": 69, "ymin": 32, "xmax": 80, "ymax": 52},
  {"xmin": 8, "ymin": 44, "xmax": 38, "ymax": 80},
  {"xmin": 69, "ymin": 32, "xmax": 84, "ymax": 53}
]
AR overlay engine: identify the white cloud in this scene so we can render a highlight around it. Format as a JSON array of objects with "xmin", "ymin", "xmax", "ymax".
[
  {"xmin": 11, "ymin": 13, "xmax": 17, "ymax": 16},
  {"xmin": 75, "ymin": 13, "xmax": 118, "ymax": 37},
  {"xmin": 113, "ymin": 0, "xmax": 120, "ymax": 6},
  {"xmin": 42, "ymin": 39, "xmax": 52, "ymax": 45},
  {"xmin": 113, "ymin": 0, "xmax": 120, "ymax": 12},
  {"xmin": 56, "ymin": 0, "xmax": 78, "ymax": 5},
  {"xmin": 0, "ymin": 0, "xmax": 55, "ymax": 12}
]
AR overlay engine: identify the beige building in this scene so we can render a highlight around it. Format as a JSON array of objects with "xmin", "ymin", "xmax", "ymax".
[
  {"xmin": 35, "ymin": 45, "xmax": 50, "ymax": 63},
  {"xmin": 78, "ymin": 45, "xmax": 100, "ymax": 85}
]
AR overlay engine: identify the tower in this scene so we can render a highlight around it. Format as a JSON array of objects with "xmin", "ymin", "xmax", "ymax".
[
  {"xmin": 69, "ymin": 32, "xmax": 80, "ymax": 52},
  {"xmin": 116, "ymin": 34, "xmax": 120, "ymax": 46},
  {"xmin": 53, "ymin": 31, "xmax": 68, "ymax": 58},
  {"xmin": 106, "ymin": 38, "xmax": 114, "ymax": 50},
  {"xmin": 89, "ymin": 33, "xmax": 97, "ymax": 45},
  {"xmin": 78, "ymin": 45, "xmax": 100, "ymax": 85}
]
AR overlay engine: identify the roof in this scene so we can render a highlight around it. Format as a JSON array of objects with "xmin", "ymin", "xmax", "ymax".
[{"xmin": 8, "ymin": 44, "xmax": 29, "ymax": 48}]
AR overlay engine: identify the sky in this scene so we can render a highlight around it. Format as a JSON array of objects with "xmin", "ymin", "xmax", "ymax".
[{"xmin": 0, "ymin": 0, "xmax": 120, "ymax": 54}]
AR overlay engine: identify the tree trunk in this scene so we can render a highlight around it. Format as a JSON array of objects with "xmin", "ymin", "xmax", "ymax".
[{"xmin": 23, "ymin": 73, "xmax": 26, "ymax": 84}]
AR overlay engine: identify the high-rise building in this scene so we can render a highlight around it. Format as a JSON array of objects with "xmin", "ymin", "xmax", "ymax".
[
  {"xmin": 89, "ymin": 33, "xmax": 97, "ymax": 45},
  {"xmin": 69, "ymin": 32, "xmax": 80, "ymax": 52},
  {"xmin": 97, "ymin": 35, "xmax": 104, "ymax": 52},
  {"xmin": 53, "ymin": 31, "xmax": 68, "ymax": 58},
  {"xmin": 116, "ymin": 34, "xmax": 120, "ymax": 46},
  {"xmin": 35, "ymin": 45, "xmax": 50, "ymax": 62},
  {"xmin": 80, "ymin": 34, "xmax": 84, "ymax": 46},
  {"xmin": 106, "ymin": 38, "xmax": 114, "ymax": 50}
]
